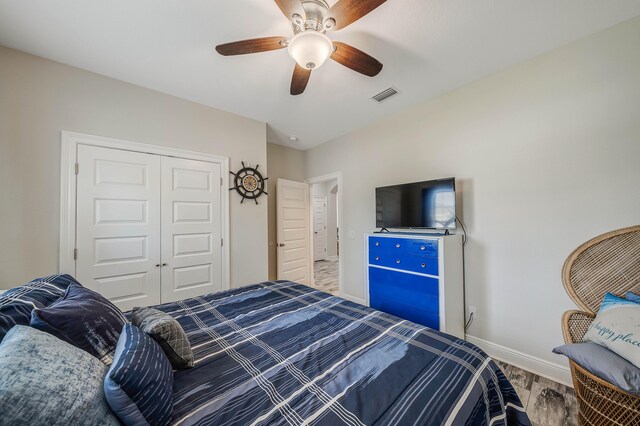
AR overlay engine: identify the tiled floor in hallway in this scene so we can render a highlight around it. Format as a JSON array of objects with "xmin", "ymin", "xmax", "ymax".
[{"xmin": 313, "ymin": 259, "xmax": 339, "ymax": 295}]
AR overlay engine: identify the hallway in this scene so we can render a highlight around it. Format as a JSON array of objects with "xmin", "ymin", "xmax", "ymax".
[{"xmin": 313, "ymin": 259, "xmax": 339, "ymax": 296}]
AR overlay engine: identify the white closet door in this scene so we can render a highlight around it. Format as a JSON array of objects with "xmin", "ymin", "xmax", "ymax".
[
  {"xmin": 160, "ymin": 156, "xmax": 222, "ymax": 303},
  {"xmin": 76, "ymin": 145, "xmax": 161, "ymax": 310}
]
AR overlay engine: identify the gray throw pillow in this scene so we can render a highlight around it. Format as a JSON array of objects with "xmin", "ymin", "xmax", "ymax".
[
  {"xmin": 553, "ymin": 342, "xmax": 640, "ymax": 395},
  {"xmin": 131, "ymin": 307, "xmax": 194, "ymax": 369},
  {"xmin": 0, "ymin": 326, "xmax": 120, "ymax": 425}
]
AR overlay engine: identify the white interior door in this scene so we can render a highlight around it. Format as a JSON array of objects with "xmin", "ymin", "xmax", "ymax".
[
  {"xmin": 160, "ymin": 156, "xmax": 223, "ymax": 303},
  {"xmin": 277, "ymin": 179, "xmax": 311, "ymax": 284},
  {"xmin": 313, "ymin": 195, "xmax": 327, "ymax": 261},
  {"xmin": 76, "ymin": 145, "xmax": 161, "ymax": 310}
]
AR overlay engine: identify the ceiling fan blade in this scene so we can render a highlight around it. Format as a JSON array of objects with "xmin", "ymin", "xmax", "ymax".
[
  {"xmin": 291, "ymin": 64, "xmax": 311, "ymax": 95},
  {"xmin": 215, "ymin": 37, "xmax": 287, "ymax": 56},
  {"xmin": 274, "ymin": 0, "xmax": 305, "ymax": 21},
  {"xmin": 331, "ymin": 42, "xmax": 383, "ymax": 77},
  {"xmin": 327, "ymin": 0, "xmax": 387, "ymax": 30}
]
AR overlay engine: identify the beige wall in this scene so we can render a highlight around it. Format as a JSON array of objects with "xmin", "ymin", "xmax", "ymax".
[
  {"xmin": 0, "ymin": 46, "xmax": 268, "ymax": 289},
  {"xmin": 304, "ymin": 17, "xmax": 640, "ymax": 367},
  {"xmin": 266, "ymin": 143, "xmax": 306, "ymax": 280}
]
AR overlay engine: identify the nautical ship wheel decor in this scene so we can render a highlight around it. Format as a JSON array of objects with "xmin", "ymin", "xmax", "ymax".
[{"xmin": 230, "ymin": 162, "xmax": 268, "ymax": 204}]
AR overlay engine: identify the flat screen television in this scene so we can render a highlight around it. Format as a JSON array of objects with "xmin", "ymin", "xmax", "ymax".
[{"xmin": 375, "ymin": 178, "xmax": 456, "ymax": 230}]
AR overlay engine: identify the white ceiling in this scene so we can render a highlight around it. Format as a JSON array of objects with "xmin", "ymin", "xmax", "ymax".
[{"xmin": 1, "ymin": 1, "xmax": 639, "ymax": 150}]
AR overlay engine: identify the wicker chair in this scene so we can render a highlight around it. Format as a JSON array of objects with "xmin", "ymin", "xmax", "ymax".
[{"xmin": 561, "ymin": 225, "xmax": 640, "ymax": 425}]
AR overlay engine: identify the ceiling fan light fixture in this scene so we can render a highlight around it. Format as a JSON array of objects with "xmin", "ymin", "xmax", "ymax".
[{"xmin": 287, "ymin": 31, "xmax": 333, "ymax": 70}]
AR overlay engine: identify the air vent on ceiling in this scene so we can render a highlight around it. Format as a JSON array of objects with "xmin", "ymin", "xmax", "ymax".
[{"xmin": 372, "ymin": 87, "xmax": 399, "ymax": 103}]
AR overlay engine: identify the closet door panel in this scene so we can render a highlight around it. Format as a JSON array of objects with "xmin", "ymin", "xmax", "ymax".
[
  {"xmin": 161, "ymin": 157, "xmax": 222, "ymax": 302},
  {"xmin": 76, "ymin": 145, "xmax": 161, "ymax": 310}
]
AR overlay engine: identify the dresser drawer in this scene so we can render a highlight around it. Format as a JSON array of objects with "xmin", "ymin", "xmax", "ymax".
[
  {"xmin": 370, "ymin": 297, "xmax": 440, "ymax": 330},
  {"xmin": 368, "ymin": 236, "xmax": 439, "ymax": 258},
  {"xmin": 369, "ymin": 267, "xmax": 439, "ymax": 314},
  {"xmin": 369, "ymin": 251, "xmax": 439, "ymax": 276}
]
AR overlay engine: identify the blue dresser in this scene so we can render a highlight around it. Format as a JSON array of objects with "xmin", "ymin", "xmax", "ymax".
[{"xmin": 366, "ymin": 233, "xmax": 464, "ymax": 338}]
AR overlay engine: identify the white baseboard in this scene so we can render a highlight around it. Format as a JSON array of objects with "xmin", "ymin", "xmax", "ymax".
[
  {"xmin": 340, "ymin": 293, "xmax": 367, "ymax": 306},
  {"xmin": 466, "ymin": 335, "xmax": 573, "ymax": 388}
]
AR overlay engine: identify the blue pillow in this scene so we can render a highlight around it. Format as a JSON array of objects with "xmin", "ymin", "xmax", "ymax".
[
  {"xmin": 627, "ymin": 291, "xmax": 640, "ymax": 304},
  {"xmin": 0, "ymin": 274, "xmax": 81, "ymax": 341},
  {"xmin": 0, "ymin": 325, "xmax": 120, "ymax": 425},
  {"xmin": 554, "ymin": 342, "xmax": 640, "ymax": 395},
  {"xmin": 104, "ymin": 323, "xmax": 174, "ymax": 426},
  {"xmin": 30, "ymin": 285, "xmax": 126, "ymax": 365}
]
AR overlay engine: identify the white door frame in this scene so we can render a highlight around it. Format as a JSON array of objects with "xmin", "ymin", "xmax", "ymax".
[
  {"xmin": 59, "ymin": 131, "xmax": 231, "ymax": 291},
  {"xmin": 306, "ymin": 172, "xmax": 343, "ymax": 298}
]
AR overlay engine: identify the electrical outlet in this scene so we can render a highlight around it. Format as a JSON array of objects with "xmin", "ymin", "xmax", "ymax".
[{"xmin": 468, "ymin": 306, "xmax": 477, "ymax": 319}]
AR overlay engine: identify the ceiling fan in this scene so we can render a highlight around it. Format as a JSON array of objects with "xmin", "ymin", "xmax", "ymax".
[{"xmin": 215, "ymin": 0, "xmax": 388, "ymax": 95}]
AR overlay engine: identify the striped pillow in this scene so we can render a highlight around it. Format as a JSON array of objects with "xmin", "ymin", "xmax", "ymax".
[
  {"xmin": 0, "ymin": 274, "xmax": 81, "ymax": 341},
  {"xmin": 104, "ymin": 323, "xmax": 174, "ymax": 426}
]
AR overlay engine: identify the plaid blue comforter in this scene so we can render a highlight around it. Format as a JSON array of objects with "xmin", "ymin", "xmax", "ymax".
[{"xmin": 152, "ymin": 281, "xmax": 530, "ymax": 426}]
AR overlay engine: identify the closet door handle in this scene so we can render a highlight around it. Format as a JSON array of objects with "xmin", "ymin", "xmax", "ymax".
[
  {"xmin": 155, "ymin": 264, "xmax": 160, "ymax": 267},
  {"xmin": 162, "ymin": 263, "xmax": 168, "ymax": 267}
]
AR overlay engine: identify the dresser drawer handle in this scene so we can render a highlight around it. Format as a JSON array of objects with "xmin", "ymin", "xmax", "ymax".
[
  {"xmin": 375, "ymin": 256, "xmax": 379, "ymax": 261},
  {"xmin": 396, "ymin": 259, "xmax": 401, "ymax": 264},
  {"xmin": 395, "ymin": 244, "xmax": 401, "ymax": 248},
  {"xmin": 375, "ymin": 242, "xmax": 380, "ymax": 246},
  {"xmin": 421, "ymin": 246, "xmax": 426, "ymax": 251},
  {"xmin": 421, "ymin": 263, "xmax": 426, "ymax": 268}
]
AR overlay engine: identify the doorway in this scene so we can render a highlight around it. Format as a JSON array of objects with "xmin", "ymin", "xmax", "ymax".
[
  {"xmin": 309, "ymin": 174, "xmax": 341, "ymax": 296},
  {"xmin": 312, "ymin": 195, "xmax": 327, "ymax": 261}
]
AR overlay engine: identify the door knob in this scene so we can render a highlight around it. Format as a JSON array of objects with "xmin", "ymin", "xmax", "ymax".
[
  {"xmin": 277, "ymin": 243, "xmax": 285, "ymax": 247},
  {"xmin": 162, "ymin": 263, "xmax": 168, "ymax": 267},
  {"xmin": 155, "ymin": 264, "xmax": 160, "ymax": 267}
]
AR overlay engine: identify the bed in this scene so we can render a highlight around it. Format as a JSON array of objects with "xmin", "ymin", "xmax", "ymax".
[{"xmin": 151, "ymin": 280, "xmax": 531, "ymax": 426}]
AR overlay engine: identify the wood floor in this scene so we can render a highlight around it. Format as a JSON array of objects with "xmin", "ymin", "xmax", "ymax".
[{"xmin": 495, "ymin": 360, "xmax": 578, "ymax": 426}]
